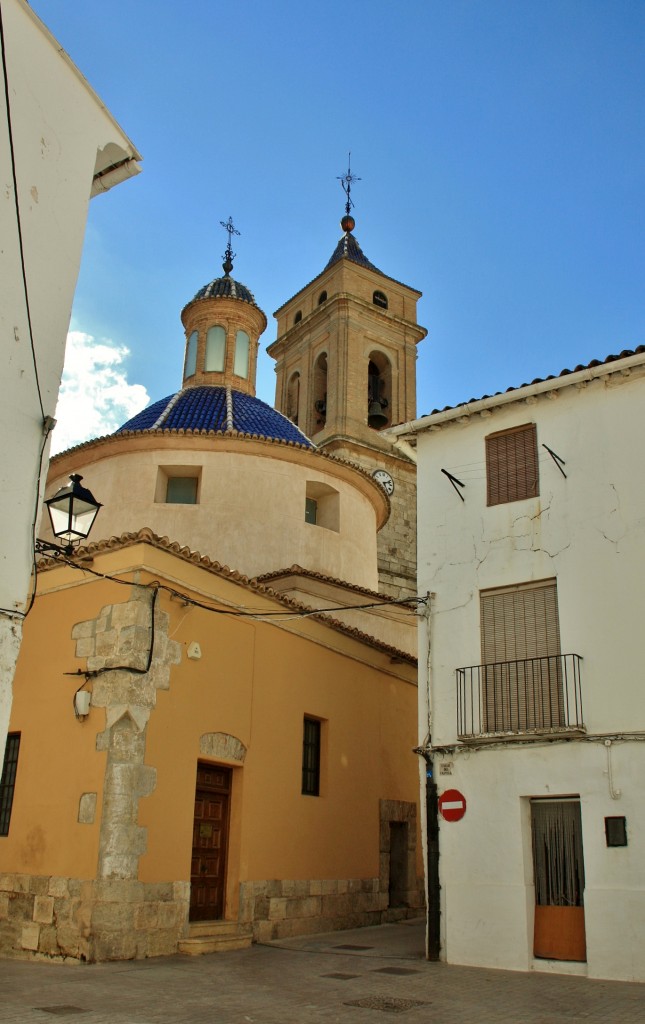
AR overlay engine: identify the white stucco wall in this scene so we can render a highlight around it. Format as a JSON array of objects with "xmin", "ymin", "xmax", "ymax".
[
  {"xmin": 432, "ymin": 742, "xmax": 645, "ymax": 981},
  {"xmin": 412, "ymin": 355, "xmax": 645, "ymax": 981},
  {"xmin": 0, "ymin": 0, "xmax": 140, "ymax": 759}
]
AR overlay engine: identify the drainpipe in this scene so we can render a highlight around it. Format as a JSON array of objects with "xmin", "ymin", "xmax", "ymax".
[
  {"xmin": 416, "ymin": 593, "xmax": 440, "ymax": 960},
  {"xmin": 425, "ymin": 755, "xmax": 441, "ymax": 960}
]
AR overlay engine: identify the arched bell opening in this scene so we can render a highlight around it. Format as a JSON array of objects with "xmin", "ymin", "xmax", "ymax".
[
  {"xmin": 312, "ymin": 353, "xmax": 328, "ymax": 433},
  {"xmin": 367, "ymin": 353, "xmax": 391, "ymax": 430},
  {"xmin": 287, "ymin": 371, "xmax": 301, "ymax": 425}
]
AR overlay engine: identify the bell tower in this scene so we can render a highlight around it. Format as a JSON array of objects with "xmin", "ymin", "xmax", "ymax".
[{"xmin": 268, "ymin": 166, "xmax": 427, "ymax": 598}]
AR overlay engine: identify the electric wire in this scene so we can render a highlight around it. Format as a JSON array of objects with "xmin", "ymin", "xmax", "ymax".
[
  {"xmin": 0, "ymin": 0, "xmax": 45, "ymax": 419},
  {"xmin": 1, "ymin": 1, "xmax": 58, "ymax": 626},
  {"xmin": 66, "ymin": 585, "xmax": 158, "ymax": 680},
  {"xmin": 23, "ymin": 423, "xmax": 57, "ymax": 618},
  {"xmin": 38, "ymin": 550, "xmax": 427, "ymax": 621}
]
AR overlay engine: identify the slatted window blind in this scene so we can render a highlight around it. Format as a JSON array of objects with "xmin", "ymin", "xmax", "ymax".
[
  {"xmin": 480, "ymin": 582, "xmax": 562, "ymax": 731},
  {"xmin": 486, "ymin": 423, "xmax": 539, "ymax": 506}
]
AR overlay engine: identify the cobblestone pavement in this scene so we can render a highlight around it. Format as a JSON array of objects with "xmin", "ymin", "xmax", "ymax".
[{"xmin": 2, "ymin": 919, "xmax": 644, "ymax": 1024}]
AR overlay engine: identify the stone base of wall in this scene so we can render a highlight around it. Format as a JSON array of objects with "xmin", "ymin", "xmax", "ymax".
[
  {"xmin": 0, "ymin": 874, "xmax": 189, "ymax": 962},
  {"xmin": 239, "ymin": 877, "xmax": 425, "ymax": 943},
  {"xmin": 0, "ymin": 872, "xmax": 423, "ymax": 959}
]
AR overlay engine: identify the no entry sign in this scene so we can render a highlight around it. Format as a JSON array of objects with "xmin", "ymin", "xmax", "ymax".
[{"xmin": 438, "ymin": 788, "xmax": 467, "ymax": 822}]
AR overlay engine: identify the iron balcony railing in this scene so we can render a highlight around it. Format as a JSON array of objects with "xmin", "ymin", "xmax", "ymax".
[{"xmin": 456, "ymin": 654, "xmax": 584, "ymax": 739}]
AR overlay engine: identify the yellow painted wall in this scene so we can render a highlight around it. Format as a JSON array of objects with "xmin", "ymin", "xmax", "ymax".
[
  {"xmin": 0, "ymin": 578, "xmax": 127, "ymax": 878},
  {"xmin": 3, "ymin": 546, "xmax": 420, "ymax": 901},
  {"xmin": 140, "ymin": 597, "xmax": 419, "ymax": 887}
]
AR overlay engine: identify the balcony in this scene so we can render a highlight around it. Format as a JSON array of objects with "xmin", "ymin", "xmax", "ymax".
[{"xmin": 456, "ymin": 654, "xmax": 584, "ymax": 740}]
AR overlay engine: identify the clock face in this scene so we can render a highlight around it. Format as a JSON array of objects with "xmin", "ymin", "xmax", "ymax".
[{"xmin": 372, "ymin": 469, "xmax": 394, "ymax": 496}]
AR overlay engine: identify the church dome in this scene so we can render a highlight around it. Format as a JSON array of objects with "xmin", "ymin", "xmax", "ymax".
[
  {"xmin": 117, "ymin": 385, "xmax": 314, "ymax": 448},
  {"xmin": 186, "ymin": 275, "xmax": 258, "ymax": 308}
]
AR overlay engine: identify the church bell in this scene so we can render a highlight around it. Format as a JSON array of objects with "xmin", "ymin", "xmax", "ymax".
[{"xmin": 367, "ymin": 400, "xmax": 388, "ymax": 430}]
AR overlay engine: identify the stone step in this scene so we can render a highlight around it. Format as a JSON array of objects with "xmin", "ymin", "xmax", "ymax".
[{"xmin": 178, "ymin": 921, "xmax": 253, "ymax": 956}]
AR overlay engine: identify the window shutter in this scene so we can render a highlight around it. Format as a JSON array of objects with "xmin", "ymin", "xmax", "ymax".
[
  {"xmin": 486, "ymin": 423, "xmax": 539, "ymax": 506},
  {"xmin": 480, "ymin": 581, "xmax": 562, "ymax": 731},
  {"xmin": 481, "ymin": 581, "xmax": 560, "ymax": 664}
]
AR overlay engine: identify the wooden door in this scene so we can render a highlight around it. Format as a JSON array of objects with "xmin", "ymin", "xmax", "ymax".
[
  {"xmin": 189, "ymin": 764, "xmax": 231, "ymax": 922},
  {"xmin": 531, "ymin": 798, "xmax": 586, "ymax": 961}
]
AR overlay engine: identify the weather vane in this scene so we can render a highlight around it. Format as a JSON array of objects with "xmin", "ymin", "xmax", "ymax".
[
  {"xmin": 220, "ymin": 216, "xmax": 240, "ymax": 274},
  {"xmin": 337, "ymin": 153, "xmax": 361, "ymax": 217}
]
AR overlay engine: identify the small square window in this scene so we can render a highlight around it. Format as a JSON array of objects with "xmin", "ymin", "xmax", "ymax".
[
  {"xmin": 605, "ymin": 816, "xmax": 627, "ymax": 847},
  {"xmin": 166, "ymin": 477, "xmax": 198, "ymax": 504},
  {"xmin": 302, "ymin": 717, "xmax": 321, "ymax": 796},
  {"xmin": 305, "ymin": 482, "xmax": 340, "ymax": 531},
  {"xmin": 155, "ymin": 466, "xmax": 202, "ymax": 505},
  {"xmin": 0, "ymin": 733, "xmax": 20, "ymax": 836}
]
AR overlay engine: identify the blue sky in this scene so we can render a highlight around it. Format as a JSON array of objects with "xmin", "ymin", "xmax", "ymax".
[{"xmin": 28, "ymin": 0, "xmax": 645, "ymax": 449}]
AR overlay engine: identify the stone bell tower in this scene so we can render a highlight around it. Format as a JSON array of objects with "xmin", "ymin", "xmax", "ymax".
[{"xmin": 267, "ymin": 170, "xmax": 427, "ymax": 598}]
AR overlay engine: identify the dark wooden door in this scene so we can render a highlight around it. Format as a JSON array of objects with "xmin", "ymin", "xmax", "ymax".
[{"xmin": 189, "ymin": 764, "xmax": 231, "ymax": 922}]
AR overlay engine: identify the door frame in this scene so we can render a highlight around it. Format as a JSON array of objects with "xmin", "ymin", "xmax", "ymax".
[
  {"xmin": 529, "ymin": 796, "xmax": 587, "ymax": 962},
  {"xmin": 189, "ymin": 761, "xmax": 232, "ymax": 922}
]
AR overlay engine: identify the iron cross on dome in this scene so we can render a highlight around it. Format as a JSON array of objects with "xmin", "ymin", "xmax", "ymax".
[{"xmin": 220, "ymin": 216, "xmax": 240, "ymax": 274}]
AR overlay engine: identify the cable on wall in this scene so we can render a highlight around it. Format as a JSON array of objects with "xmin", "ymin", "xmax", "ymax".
[
  {"xmin": 39, "ymin": 550, "xmax": 427, "ymax": 621},
  {"xmin": 0, "ymin": 0, "xmax": 45, "ymax": 419}
]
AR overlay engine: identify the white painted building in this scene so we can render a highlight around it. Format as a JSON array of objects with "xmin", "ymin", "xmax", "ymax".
[
  {"xmin": 388, "ymin": 347, "xmax": 645, "ymax": 982},
  {"xmin": 0, "ymin": 0, "xmax": 141, "ymax": 762}
]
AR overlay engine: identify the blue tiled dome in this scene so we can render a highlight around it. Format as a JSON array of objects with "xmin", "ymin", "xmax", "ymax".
[
  {"xmin": 117, "ymin": 387, "xmax": 314, "ymax": 447},
  {"xmin": 188, "ymin": 275, "xmax": 257, "ymax": 306}
]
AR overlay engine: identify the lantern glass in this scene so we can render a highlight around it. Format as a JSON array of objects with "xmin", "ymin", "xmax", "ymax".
[{"xmin": 45, "ymin": 474, "xmax": 101, "ymax": 546}]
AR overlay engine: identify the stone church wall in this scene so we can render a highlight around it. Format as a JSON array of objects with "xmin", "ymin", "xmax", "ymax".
[
  {"xmin": 240, "ymin": 875, "xmax": 423, "ymax": 942},
  {"xmin": 0, "ymin": 874, "xmax": 189, "ymax": 961}
]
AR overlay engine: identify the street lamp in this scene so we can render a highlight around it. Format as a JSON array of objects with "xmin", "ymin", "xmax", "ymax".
[{"xmin": 38, "ymin": 474, "xmax": 102, "ymax": 555}]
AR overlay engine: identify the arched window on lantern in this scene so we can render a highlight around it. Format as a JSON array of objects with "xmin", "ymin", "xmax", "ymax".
[
  {"xmin": 234, "ymin": 330, "xmax": 250, "ymax": 378},
  {"xmin": 287, "ymin": 371, "xmax": 301, "ymax": 425},
  {"xmin": 367, "ymin": 352, "xmax": 391, "ymax": 430},
  {"xmin": 373, "ymin": 290, "xmax": 388, "ymax": 309},
  {"xmin": 205, "ymin": 325, "xmax": 226, "ymax": 372},
  {"xmin": 318, "ymin": 290, "xmax": 327, "ymax": 305},
  {"xmin": 312, "ymin": 352, "xmax": 328, "ymax": 433},
  {"xmin": 184, "ymin": 331, "xmax": 198, "ymax": 378}
]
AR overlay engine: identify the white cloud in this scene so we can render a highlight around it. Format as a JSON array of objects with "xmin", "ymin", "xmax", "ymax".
[{"xmin": 50, "ymin": 331, "xmax": 150, "ymax": 455}]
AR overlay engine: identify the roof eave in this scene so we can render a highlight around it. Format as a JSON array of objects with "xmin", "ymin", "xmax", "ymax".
[
  {"xmin": 387, "ymin": 348, "xmax": 645, "ymax": 441},
  {"xmin": 273, "ymin": 254, "xmax": 422, "ymax": 319}
]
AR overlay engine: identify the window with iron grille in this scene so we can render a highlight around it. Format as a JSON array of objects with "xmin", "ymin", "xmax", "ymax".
[
  {"xmin": 486, "ymin": 423, "xmax": 539, "ymax": 506},
  {"xmin": 0, "ymin": 733, "xmax": 20, "ymax": 836},
  {"xmin": 481, "ymin": 581, "xmax": 562, "ymax": 732},
  {"xmin": 302, "ymin": 717, "xmax": 321, "ymax": 796}
]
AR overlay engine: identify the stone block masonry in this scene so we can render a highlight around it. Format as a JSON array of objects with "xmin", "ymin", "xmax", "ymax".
[
  {"xmin": 240, "ymin": 876, "xmax": 424, "ymax": 943},
  {"xmin": 0, "ymin": 870, "xmax": 422, "ymax": 959},
  {"xmin": 0, "ymin": 874, "xmax": 190, "ymax": 961},
  {"xmin": 0, "ymin": 588, "xmax": 187, "ymax": 962}
]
